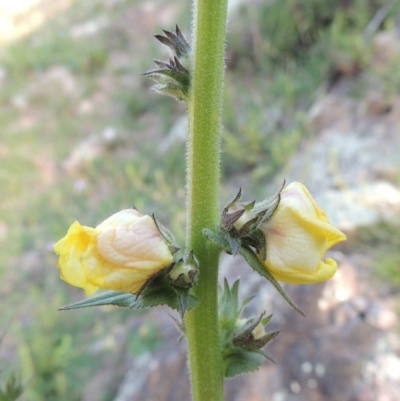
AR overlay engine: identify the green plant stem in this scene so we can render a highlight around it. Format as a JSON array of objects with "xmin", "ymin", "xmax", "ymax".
[{"xmin": 184, "ymin": 0, "xmax": 228, "ymax": 400}]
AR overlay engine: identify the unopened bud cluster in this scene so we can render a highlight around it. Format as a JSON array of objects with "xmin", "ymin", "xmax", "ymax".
[
  {"xmin": 143, "ymin": 25, "xmax": 191, "ymax": 101},
  {"xmin": 219, "ymin": 280, "xmax": 278, "ymax": 377}
]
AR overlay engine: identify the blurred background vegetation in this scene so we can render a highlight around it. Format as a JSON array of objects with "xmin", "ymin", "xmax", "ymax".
[{"xmin": 1, "ymin": 0, "xmax": 399, "ymax": 400}]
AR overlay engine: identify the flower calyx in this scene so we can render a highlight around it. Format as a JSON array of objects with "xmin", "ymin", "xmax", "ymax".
[
  {"xmin": 168, "ymin": 250, "xmax": 199, "ymax": 290},
  {"xmin": 151, "ymin": 213, "xmax": 180, "ymax": 255},
  {"xmin": 219, "ymin": 279, "xmax": 278, "ymax": 377},
  {"xmin": 143, "ymin": 25, "xmax": 191, "ymax": 101},
  {"xmin": 206, "ymin": 184, "xmax": 283, "ymax": 258},
  {"xmin": 167, "ymin": 250, "xmax": 199, "ymax": 318},
  {"xmin": 221, "ymin": 184, "xmax": 282, "ymax": 236},
  {"xmin": 232, "ymin": 313, "xmax": 279, "ymax": 353}
]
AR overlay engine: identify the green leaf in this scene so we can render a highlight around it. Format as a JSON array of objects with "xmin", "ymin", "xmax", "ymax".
[
  {"xmin": 59, "ymin": 272, "xmax": 198, "ymax": 313},
  {"xmin": 224, "ymin": 350, "xmax": 265, "ymax": 378},
  {"xmin": 143, "ymin": 69, "xmax": 189, "ymax": 88},
  {"xmin": 150, "ymin": 83, "xmax": 187, "ymax": 101},
  {"xmin": 239, "ymin": 246, "xmax": 305, "ymax": 316},
  {"xmin": 58, "ymin": 291, "xmax": 135, "ymax": 310},
  {"xmin": 0, "ymin": 372, "xmax": 23, "ymax": 401},
  {"xmin": 219, "ymin": 278, "xmax": 240, "ymax": 328},
  {"xmin": 253, "ymin": 349, "xmax": 276, "ymax": 364}
]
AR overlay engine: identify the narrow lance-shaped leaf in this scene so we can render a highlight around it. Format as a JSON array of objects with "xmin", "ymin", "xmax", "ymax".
[
  {"xmin": 239, "ymin": 246, "xmax": 305, "ymax": 316},
  {"xmin": 59, "ymin": 272, "xmax": 198, "ymax": 313}
]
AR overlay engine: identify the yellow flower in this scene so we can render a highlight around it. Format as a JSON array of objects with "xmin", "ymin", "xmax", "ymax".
[
  {"xmin": 259, "ymin": 182, "xmax": 346, "ymax": 284},
  {"xmin": 53, "ymin": 209, "xmax": 173, "ymax": 295}
]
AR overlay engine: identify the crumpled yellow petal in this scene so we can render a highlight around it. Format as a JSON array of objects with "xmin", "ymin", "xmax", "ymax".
[
  {"xmin": 267, "ymin": 258, "xmax": 338, "ymax": 284},
  {"xmin": 259, "ymin": 182, "xmax": 346, "ymax": 285},
  {"xmin": 53, "ymin": 221, "xmax": 99, "ymax": 295},
  {"xmin": 53, "ymin": 210, "xmax": 174, "ymax": 295},
  {"xmin": 96, "ymin": 215, "xmax": 173, "ymax": 270}
]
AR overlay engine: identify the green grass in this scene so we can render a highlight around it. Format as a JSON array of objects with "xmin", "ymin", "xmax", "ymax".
[{"xmin": 352, "ymin": 220, "xmax": 400, "ymax": 289}]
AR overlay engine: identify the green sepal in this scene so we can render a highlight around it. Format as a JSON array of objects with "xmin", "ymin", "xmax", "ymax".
[
  {"xmin": 221, "ymin": 208, "xmax": 245, "ymax": 230},
  {"xmin": 237, "ymin": 211, "xmax": 265, "ymax": 237},
  {"xmin": 59, "ymin": 271, "xmax": 198, "ymax": 314},
  {"xmin": 152, "ymin": 214, "xmax": 179, "ymax": 253},
  {"xmin": 155, "ymin": 25, "xmax": 191, "ymax": 59},
  {"xmin": 168, "ymin": 251, "xmax": 199, "ymax": 293},
  {"xmin": 224, "ymin": 351, "xmax": 265, "ymax": 378},
  {"xmin": 203, "ymin": 228, "xmax": 230, "ymax": 252},
  {"xmin": 232, "ymin": 314, "xmax": 262, "ymax": 342},
  {"xmin": 239, "ymin": 246, "xmax": 305, "ymax": 316},
  {"xmin": 203, "ymin": 227, "xmax": 241, "ymax": 256},
  {"xmin": 225, "ymin": 232, "xmax": 241, "ymax": 256},
  {"xmin": 232, "ymin": 312, "xmax": 279, "ymax": 352},
  {"xmin": 253, "ymin": 180, "xmax": 285, "ymax": 223},
  {"xmin": 143, "ymin": 69, "xmax": 189, "ymax": 89},
  {"xmin": 150, "ymin": 83, "xmax": 187, "ymax": 102},
  {"xmin": 242, "ymin": 330, "xmax": 280, "ymax": 351},
  {"xmin": 220, "ymin": 188, "xmax": 245, "ymax": 229},
  {"xmin": 253, "ymin": 348, "xmax": 276, "ymax": 364},
  {"xmin": 246, "ymin": 228, "xmax": 267, "ymax": 260},
  {"xmin": 154, "ymin": 56, "xmax": 188, "ymax": 73},
  {"xmin": 224, "ymin": 188, "xmax": 243, "ymax": 211}
]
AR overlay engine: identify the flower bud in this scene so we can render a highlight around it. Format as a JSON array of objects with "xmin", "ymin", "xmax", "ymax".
[
  {"xmin": 168, "ymin": 251, "xmax": 199, "ymax": 289},
  {"xmin": 259, "ymin": 182, "xmax": 346, "ymax": 284},
  {"xmin": 53, "ymin": 209, "xmax": 174, "ymax": 295},
  {"xmin": 251, "ymin": 322, "xmax": 266, "ymax": 340},
  {"xmin": 232, "ymin": 315, "xmax": 279, "ymax": 351}
]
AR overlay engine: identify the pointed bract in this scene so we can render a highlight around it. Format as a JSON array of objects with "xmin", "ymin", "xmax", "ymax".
[{"xmin": 145, "ymin": 25, "xmax": 191, "ymax": 101}]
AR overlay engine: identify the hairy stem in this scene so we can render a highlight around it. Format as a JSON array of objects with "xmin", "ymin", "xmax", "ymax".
[{"xmin": 184, "ymin": 0, "xmax": 228, "ymax": 400}]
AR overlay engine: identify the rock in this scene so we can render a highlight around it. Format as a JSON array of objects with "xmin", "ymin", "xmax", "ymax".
[
  {"xmin": 361, "ymin": 90, "xmax": 392, "ymax": 116},
  {"xmin": 372, "ymin": 30, "xmax": 400, "ymax": 70},
  {"xmin": 316, "ymin": 181, "xmax": 400, "ymax": 231},
  {"xmin": 63, "ymin": 127, "xmax": 121, "ymax": 173},
  {"xmin": 283, "ymin": 85, "xmax": 400, "ymax": 232},
  {"xmin": 113, "ymin": 309, "xmax": 190, "ymax": 401},
  {"xmin": 38, "ymin": 66, "xmax": 79, "ymax": 97},
  {"xmin": 112, "ymin": 251, "xmax": 399, "ymax": 401}
]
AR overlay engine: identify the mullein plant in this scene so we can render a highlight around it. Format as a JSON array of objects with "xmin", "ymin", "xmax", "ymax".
[{"xmin": 53, "ymin": 2, "xmax": 346, "ymax": 400}]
